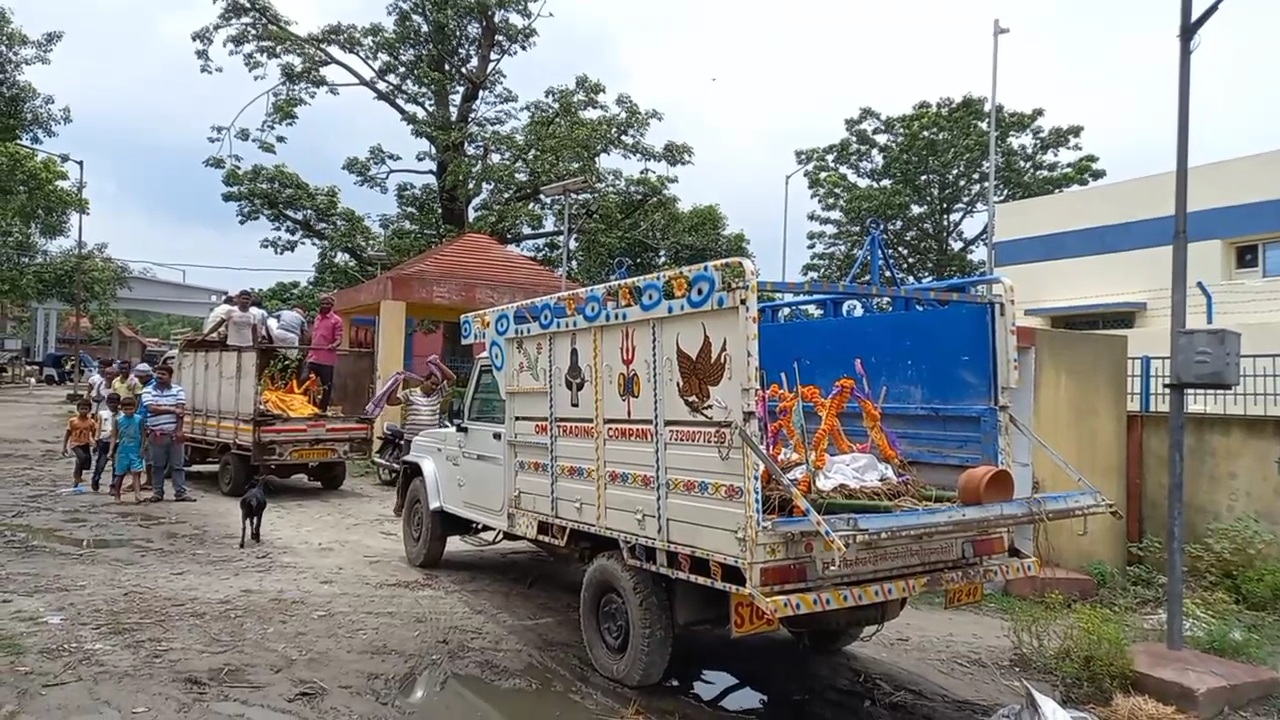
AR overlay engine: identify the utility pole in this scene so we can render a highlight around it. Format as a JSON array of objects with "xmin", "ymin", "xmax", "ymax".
[
  {"xmin": 71, "ymin": 158, "xmax": 85, "ymax": 395},
  {"xmin": 1167, "ymin": 0, "xmax": 1225, "ymax": 651},
  {"xmin": 14, "ymin": 143, "xmax": 86, "ymax": 392},
  {"xmin": 781, "ymin": 161, "xmax": 812, "ymax": 281},
  {"xmin": 986, "ymin": 19, "xmax": 1010, "ymax": 274},
  {"xmin": 538, "ymin": 177, "xmax": 592, "ymax": 291}
]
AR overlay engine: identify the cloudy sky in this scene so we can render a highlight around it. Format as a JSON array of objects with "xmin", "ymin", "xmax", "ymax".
[{"xmin": 12, "ymin": 0, "xmax": 1278, "ymax": 293}]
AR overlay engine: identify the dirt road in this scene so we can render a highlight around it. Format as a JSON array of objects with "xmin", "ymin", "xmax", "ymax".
[{"xmin": 0, "ymin": 386, "xmax": 1020, "ymax": 719}]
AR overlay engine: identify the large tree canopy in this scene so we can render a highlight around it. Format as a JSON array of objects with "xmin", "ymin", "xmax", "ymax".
[
  {"xmin": 797, "ymin": 94, "xmax": 1105, "ymax": 284},
  {"xmin": 192, "ymin": 0, "xmax": 750, "ymax": 296},
  {"xmin": 0, "ymin": 6, "xmax": 128, "ymax": 315}
]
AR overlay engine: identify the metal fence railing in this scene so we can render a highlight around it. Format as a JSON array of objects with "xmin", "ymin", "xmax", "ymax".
[{"xmin": 1127, "ymin": 354, "xmax": 1280, "ymax": 417}]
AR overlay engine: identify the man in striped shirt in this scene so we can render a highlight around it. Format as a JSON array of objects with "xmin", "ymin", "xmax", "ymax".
[{"xmin": 140, "ymin": 365, "xmax": 196, "ymax": 503}]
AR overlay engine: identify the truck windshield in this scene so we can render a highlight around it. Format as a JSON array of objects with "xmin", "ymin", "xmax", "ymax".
[{"xmin": 467, "ymin": 366, "xmax": 505, "ymax": 424}]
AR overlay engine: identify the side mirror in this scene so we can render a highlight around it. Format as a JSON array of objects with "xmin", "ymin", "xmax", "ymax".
[{"xmin": 448, "ymin": 403, "xmax": 463, "ymax": 426}]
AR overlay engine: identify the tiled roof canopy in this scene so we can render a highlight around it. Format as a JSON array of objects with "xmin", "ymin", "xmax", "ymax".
[{"xmin": 331, "ymin": 233, "xmax": 578, "ymax": 313}]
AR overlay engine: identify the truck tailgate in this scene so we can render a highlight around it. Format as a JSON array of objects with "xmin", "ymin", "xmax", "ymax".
[
  {"xmin": 768, "ymin": 489, "xmax": 1114, "ymax": 542},
  {"xmin": 259, "ymin": 419, "xmax": 373, "ymax": 443}
]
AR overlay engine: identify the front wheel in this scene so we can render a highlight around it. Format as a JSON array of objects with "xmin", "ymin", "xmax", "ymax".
[
  {"xmin": 375, "ymin": 443, "xmax": 402, "ymax": 486},
  {"xmin": 402, "ymin": 478, "xmax": 446, "ymax": 568},
  {"xmin": 579, "ymin": 552, "xmax": 674, "ymax": 688}
]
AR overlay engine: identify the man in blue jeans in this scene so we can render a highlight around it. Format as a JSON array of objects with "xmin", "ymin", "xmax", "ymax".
[{"xmin": 140, "ymin": 364, "xmax": 196, "ymax": 503}]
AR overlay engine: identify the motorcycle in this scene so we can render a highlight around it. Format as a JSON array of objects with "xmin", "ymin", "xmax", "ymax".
[{"xmin": 372, "ymin": 422, "xmax": 406, "ymax": 486}]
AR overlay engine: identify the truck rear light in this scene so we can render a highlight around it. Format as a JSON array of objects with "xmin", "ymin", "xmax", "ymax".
[
  {"xmin": 760, "ymin": 562, "xmax": 809, "ymax": 587},
  {"xmin": 963, "ymin": 534, "xmax": 1008, "ymax": 559}
]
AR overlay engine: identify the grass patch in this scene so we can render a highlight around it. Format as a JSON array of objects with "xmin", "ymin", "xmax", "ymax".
[
  {"xmin": 0, "ymin": 631, "xmax": 24, "ymax": 657},
  {"xmin": 1001, "ymin": 516, "xmax": 1280, "ymax": 705}
]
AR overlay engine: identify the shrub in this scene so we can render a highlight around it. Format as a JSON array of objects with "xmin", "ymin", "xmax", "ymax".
[{"xmin": 1007, "ymin": 593, "xmax": 1135, "ymax": 704}]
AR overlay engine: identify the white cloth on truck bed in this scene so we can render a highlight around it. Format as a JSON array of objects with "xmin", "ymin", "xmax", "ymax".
[{"xmin": 786, "ymin": 452, "xmax": 898, "ymax": 492}]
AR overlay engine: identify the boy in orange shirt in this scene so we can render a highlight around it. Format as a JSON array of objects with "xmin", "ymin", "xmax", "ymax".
[{"xmin": 63, "ymin": 399, "xmax": 98, "ymax": 488}]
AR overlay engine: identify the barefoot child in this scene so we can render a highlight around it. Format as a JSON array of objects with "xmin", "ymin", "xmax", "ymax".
[
  {"xmin": 110, "ymin": 396, "xmax": 145, "ymax": 502},
  {"xmin": 62, "ymin": 400, "xmax": 98, "ymax": 488}
]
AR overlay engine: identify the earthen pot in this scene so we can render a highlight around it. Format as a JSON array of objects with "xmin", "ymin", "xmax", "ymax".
[{"xmin": 956, "ymin": 465, "xmax": 1015, "ymax": 506}]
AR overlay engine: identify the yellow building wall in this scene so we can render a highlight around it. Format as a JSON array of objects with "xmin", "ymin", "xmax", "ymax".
[
  {"xmin": 1029, "ymin": 329, "xmax": 1130, "ymax": 571},
  {"xmin": 1140, "ymin": 414, "xmax": 1280, "ymax": 542}
]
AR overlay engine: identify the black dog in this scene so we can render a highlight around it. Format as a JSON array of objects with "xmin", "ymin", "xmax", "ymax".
[{"xmin": 239, "ymin": 479, "xmax": 268, "ymax": 549}]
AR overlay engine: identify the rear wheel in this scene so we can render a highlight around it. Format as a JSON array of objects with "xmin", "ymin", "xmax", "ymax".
[
  {"xmin": 375, "ymin": 444, "xmax": 402, "ymax": 486},
  {"xmin": 311, "ymin": 462, "xmax": 347, "ymax": 490},
  {"xmin": 580, "ymin": 552, "xmax": 673, "ymax": 687},
  {"xmin": 217, "ymin": 452, "xmax": 251, "ymax": 497},
  {"xmin": 402, "ymin": 479, "xmax": 446, "ymax": 568}
]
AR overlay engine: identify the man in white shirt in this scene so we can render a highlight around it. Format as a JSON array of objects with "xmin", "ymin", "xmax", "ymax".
[
  {"xmin": 198, "ymin": 290, "xmax": 260, "ymax": 348},
  {"xmin": 249, "ymin": 295, "xmax": 273, "ymax": 344},
  {"xmin": 203, "ymin": 296, "xmax": 236, "ymax": 338}
]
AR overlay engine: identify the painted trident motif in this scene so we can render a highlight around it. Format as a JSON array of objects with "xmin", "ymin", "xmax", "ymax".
[{"xmin": 617, "ymin": 327, "xmax": 642, "ymax": 418}]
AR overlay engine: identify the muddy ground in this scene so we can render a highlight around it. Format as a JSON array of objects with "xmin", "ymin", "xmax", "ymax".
[{"xmin": 0, "ymin": 386, "xmax": 1023, "ymax": 720}]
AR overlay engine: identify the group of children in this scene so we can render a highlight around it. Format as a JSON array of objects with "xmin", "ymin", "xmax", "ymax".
[{"xmin": 63, "ymin": 392, "xmax": 147, "ymax": 502}]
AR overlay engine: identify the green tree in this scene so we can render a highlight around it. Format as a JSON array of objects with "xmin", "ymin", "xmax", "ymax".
[
  {"xmin": 0, "ymin": 6, "xmax": 128, "ymax": 314},
  {"xmin": 192, "ymin": 0, "xmax": 732, "ymax": 294},
  {"xmin": 252, "ymin": 280, "xmax": 319, "ymax": 312},
  {"xmin": 797, "ymin": 95, "xmax": 1105, "ymax": 284}
]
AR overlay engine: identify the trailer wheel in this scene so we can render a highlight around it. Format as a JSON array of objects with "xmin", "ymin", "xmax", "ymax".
[
  {"xmin": 311, "ymin": 462, "xmax": 347, "ymax": 490},
  {"xmin": 217, "ymin": 452, "xmax": 251, "ymax": 497},
  {"xmin": 787, "ymin": 625, "xmax": 864, "ymax": 653},
  {"xmin": 402, "ymin": 478, "xmax": 446, "ymax": 568},
  {"xmin": 580, "ymin": 552, "xmax": 673, "ymax": 688}
]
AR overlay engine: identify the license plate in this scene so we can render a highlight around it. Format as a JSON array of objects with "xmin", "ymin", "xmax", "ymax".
[
  {"xmin": 729, "ymin": 593, "xmax": 780, "ymax": 638},
  {"xmin": 291, "ymin": 448, "xmax": 336, "ymax": 461},
  {"xmin": 944, "ymin": 582, "xmax": 985, "ymax": 609}
]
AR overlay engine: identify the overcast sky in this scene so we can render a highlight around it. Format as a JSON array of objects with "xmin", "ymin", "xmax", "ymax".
[{"xmin": 11, "ymin": 0, "xmax": 1278, "ymax": 293}]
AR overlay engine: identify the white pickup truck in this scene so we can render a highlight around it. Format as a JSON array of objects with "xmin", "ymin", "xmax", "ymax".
[{"xmin": 395, "ymin": 258, "xmax": 1115, "ymax": 687}]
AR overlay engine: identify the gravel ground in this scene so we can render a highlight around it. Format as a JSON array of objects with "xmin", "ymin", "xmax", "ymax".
[{"xmin": 0, "ymin": 385, "xmax": 1023, "ymax": 719}]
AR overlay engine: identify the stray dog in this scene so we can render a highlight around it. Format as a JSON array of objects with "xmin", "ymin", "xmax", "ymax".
[{"xmin": 239, "ymin": 478, "xmax": 268, "ymax": 549}]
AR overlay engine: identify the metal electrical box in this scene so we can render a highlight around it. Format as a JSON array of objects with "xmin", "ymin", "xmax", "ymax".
[{"xmin": 1171, "ymin": 327, "xmax": 1241, "ymax": 389}]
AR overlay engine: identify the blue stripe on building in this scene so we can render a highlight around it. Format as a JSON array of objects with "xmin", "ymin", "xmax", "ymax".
[{"xmin": 994, "ymin": 198, "xmax": 1280, "ymax": 267}]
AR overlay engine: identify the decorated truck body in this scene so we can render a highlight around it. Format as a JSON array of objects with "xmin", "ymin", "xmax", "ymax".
[
  {"xmin": 395, "ymin": 258, "xmax": 1116, "ymax": 687},
  {"xmin": 174, "ymin": 345, "xmax": 375, "ymax": 495}
]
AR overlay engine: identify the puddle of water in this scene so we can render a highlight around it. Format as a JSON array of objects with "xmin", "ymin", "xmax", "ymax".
[
  {"xmin": 399, "ymin": 668, "xmax": 599, "ymax": 719},
  {"xmin": 667, "ymin": 669, "xmax": 767, "ymax": 714},
  {"xmin": 0, "ymin": 523, "xmax": 133, "ymax": 549}
]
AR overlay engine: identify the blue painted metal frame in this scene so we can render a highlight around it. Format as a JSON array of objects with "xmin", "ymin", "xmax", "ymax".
[
  {"xmin": 758, "ymin": 281, "xmax": 1000, "ymax": 468},
  {"xmin": 770, "ymin": 491, "xmax": 1107, "ymax": 534}
]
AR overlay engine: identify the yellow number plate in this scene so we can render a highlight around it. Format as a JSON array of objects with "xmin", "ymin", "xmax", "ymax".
[
  {"xmin": 944, "ymin": 582, "xmax": 985, "ymax": 609},
  {"xmin": 291, "ymin": 448, "xmax": 336, "ymax": 461},
  {"xmin": 729, "ymin": 593, "xmax": 780, "ymax": 638}
]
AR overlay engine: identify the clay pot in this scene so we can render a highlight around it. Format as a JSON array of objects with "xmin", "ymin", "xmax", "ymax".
[{"xmin": 956, "ymin": 465, "xmax": 1015, "ymax": 506}]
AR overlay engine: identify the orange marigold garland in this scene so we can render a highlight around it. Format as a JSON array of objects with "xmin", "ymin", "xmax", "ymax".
[{"xmin": 762, "ymin": 366, "xmax": 912, "ymax": 514}]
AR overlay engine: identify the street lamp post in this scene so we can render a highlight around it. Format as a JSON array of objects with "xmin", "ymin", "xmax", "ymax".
[
  {"xmin": 781, "ymin": 161, "xmax": 813, "ymax": 281},
  {"xmin": 1166, "ymin": 0, "xmax": 1225, "ymax": 652},
  {"xmin": 539, "ymin": 177, "xmax": 592, "ymax": 291},
  {"xmin": 14, "ymin": 142, "xmax": 86, "ymax": 392},
  {"xmin": 985, "ymin": 19, "xmax": 1011, "ymax": 275}
]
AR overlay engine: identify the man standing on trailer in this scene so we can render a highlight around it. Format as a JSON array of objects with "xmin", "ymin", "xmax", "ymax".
[
  {"xmin": 304, "ymin": 295, "xmax": 343, "ymax": 412},
  {"xmin": 272, "ymin": 304, "xmax": 308, "ymax": 358}
]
